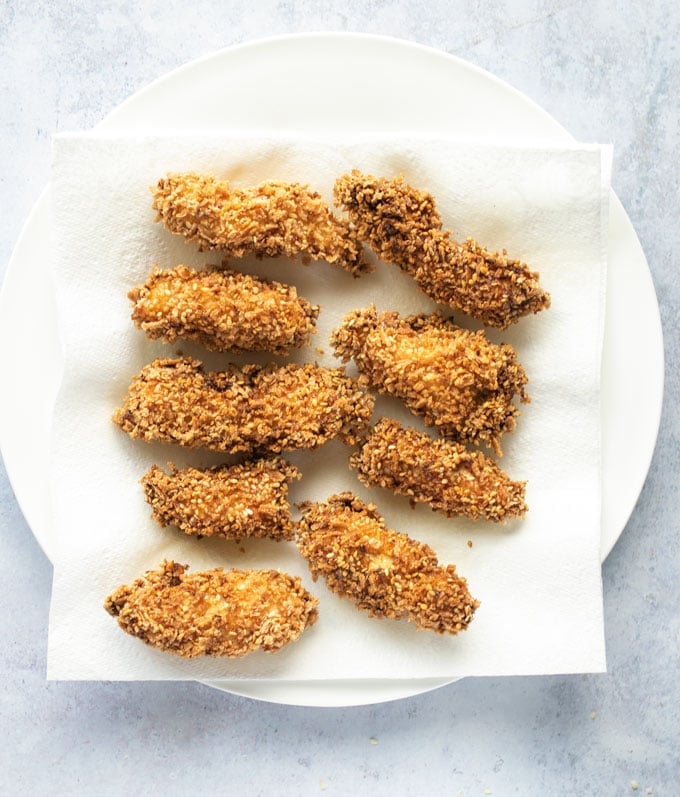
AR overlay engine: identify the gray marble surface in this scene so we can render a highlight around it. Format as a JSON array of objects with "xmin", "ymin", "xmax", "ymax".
[{"xmin": 1, "ymin": 2, "xmax": 678, "ymax": 794}]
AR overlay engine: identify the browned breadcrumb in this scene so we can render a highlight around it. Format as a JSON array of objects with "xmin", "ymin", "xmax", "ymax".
[
  {"xmin": 467, "ymin": 540, "xmax": 473, "ymax": 548},
  {"xmin": 129, "ymin": 264, "xmax": 319, "ymax": 354},
  {"xmin": 141, "ymin": 457, "xmax": 301, "ymax": 540},
  {"xmin": 104, "ymin": 560, "xmax": 318, "ymax": 657},
  {"xmin": 331, "ymin": 305, "xmax": 528, "ymax": 455},
  {"xmin": 334, "ymin": 171, "xmax": 550, "ymax": 328},
  {"xmin": 296, "ymin": 493, "xmax": 479, "ymax": 634},
  {"xmin": 112, "ymin": 356, "xmax": 374, "ymax": 453},
  {"xmin": 350, "ymin": 417, "xmax": 527, "ymax": 522},
  {"xmin": 152, "ymin": 172, "xmax": 369, "ymax": 275}
]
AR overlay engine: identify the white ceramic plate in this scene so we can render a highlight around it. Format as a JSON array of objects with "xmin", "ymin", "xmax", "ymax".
[{"xmin": 0, "ymin": 33, "xmax": 663, "ymax": 707}]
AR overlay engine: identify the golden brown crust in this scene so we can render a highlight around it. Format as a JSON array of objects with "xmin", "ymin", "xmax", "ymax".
[
  {"xmin": 331, "ymin": 305, "xmax": 528, "ymax": 454},
  {"xmin": 334, "ymin": 170, "xmax": 550, "ymax": 328},
  {"xmin": 296, "ymin": 493, "xmax": 479, "ymax": 634},
  {"xmin": 350, "ymin": 417, "xmax": 527, "ymax": 522},
  {"xmin": 113, "ymin": 357, "xmax": 374, "ymax": 454},
  {"xmin": 104, "ymin": 560, "xmax": 318, "ymax": 657},
  {"xmin": 152, "ymin": 172, "xmax": 369, "ymax": 275},
  {"xmin": 141, "ymin": 458, "xmax": 301, "ymax": 540},
  {"xmin": 129, "ymin": 264, "xmax": 319, "ymax": 354}
]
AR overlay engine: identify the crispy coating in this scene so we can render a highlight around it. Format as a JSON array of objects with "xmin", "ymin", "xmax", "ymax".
[
  {"xmin": 334, "ymin": 170, "xmax": 551, "ymax": 328},
  {"xmin": 104, "ymin": 560, "xmax": 318, "ymax": 657},
  {"xmin": 350, "ymin": 417, "xmax": 527, "ymax": 522},
  {"xmin": 113, "ymin": 356, "xmax": 374, "ymax": 454},
  {"xmin": 331, "ymin": 305, "xmax": 528, "ymax": 454},
  {"xmin": 141, "ymin": 458, "xmax": 301, "ymax": 540},
  {"xmin": 129, "ymin": 264, "xmax": 319, "ymax": 354},
  {"xmin": 152, "ymin": 172, "xmax": 369, "ymax": 275},
  {"xmin": 296, "ymin": 493, "xmax": 478, "ymax": 634}
]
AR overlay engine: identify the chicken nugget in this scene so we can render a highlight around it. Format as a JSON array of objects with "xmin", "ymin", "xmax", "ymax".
[
  {"xmin": 129, "ymin": 264, "xmax": 319, "ymax": 354},
  {"xmin": 296, "ymin": 493, "xmax": 478, "ymax": 634},
  {"xmin": 104, "ymin": 560, "xmax": 318, "ymax": 657},
  {"xmin": 331, "ymin": 306, "xmax": 528, "ymax": 454},
  {"xmin": 152, "ymin": 172, "xmax": 369, "ymax": 275},
  {"xmin": 350, "ymin": 417, "xmax": 527, "ymax": 522},
  {"xmin": 334, "ymin": 170, "xmax": 550, "ymax": 328},
  {"xmin": 141, "ymin": 457, "xmax": 301, "ymax": 540},
  {"xmin": 112, "ymin": 356, "xmax": 373, "ymax": 453}
]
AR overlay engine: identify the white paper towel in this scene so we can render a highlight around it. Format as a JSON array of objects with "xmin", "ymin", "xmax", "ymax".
[{"xmin": 47, "ymin": 132, "xmax": 610, "ymax": 680}]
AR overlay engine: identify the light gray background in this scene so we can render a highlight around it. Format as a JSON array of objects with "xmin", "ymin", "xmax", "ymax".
[{"xmin": 1, "ymin": 2, "xmax": 677, "ymax": 794}]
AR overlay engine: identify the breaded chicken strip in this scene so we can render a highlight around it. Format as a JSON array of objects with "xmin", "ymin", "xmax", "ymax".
[
  {"xmin": 334, "ymin": 170, "xmax": 550, "ymax": 328},
  {"xmin": 141, "ymin": 458, "xmax": 301, "ymax": 540},
  {"xmin": 152, "ymin": 172, "xmax": 369, "ymax": 275},
  {"xmin": 297, "ymin": 493, "xmax": 478, "ymax": 634},
  {"xmin": 129, "ymin": 264, "xmax": 319, "ymax": 354},
  {"xmin": 104, "ymin": 560, "xmax": 318, "ymax": 657},
  {"xmin": 113, "ymin": 356, "xmax": 373, "ymax": 454},
  {"xmin": 331, "ymin": 306, "xmax": 528, "ymax": 454},
  {"xmin": 350, "ymin": 418, "xmax": 527, "ymax": 522}
]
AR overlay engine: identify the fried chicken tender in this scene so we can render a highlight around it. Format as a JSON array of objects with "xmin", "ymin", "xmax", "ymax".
[
  {"xmin": 350, "ymin": 417, "xmax": 527, "ymax": 522},
  {"xmin": 141, "ymin": 457, "xmax": 301, "ymax": 540},
  {"xmin": 113, "ymin": 356, "xmax": 373, "ymax": 454},
  {"xmin": 296, "ymin": 493, "xmax": 479, "ymax": 634},
  {"xmin": 104, "ymin": 560, "xmax": 318, "ymax": 658},
  {"xmin": 129, "ymin": 264, "xmax": 319, "ymax": 354},
  {"xmin": 331, "ymin": 306, "xmax": 528, "ymax": 454},
  {"xmin": 334, "ymin": 170, "xmax": 551, "ymax": 328},
  {"xmin": 152, "ymin": 172, "xmax": 369, "ymax": 275}
]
